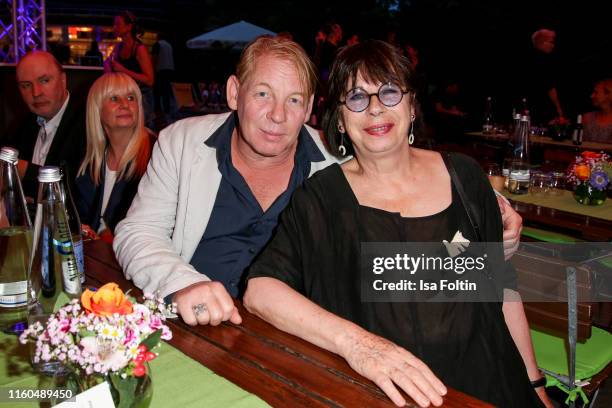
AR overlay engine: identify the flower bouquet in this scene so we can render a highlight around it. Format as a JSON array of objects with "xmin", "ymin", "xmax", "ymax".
[
  {"xmin": 19, "ymin": 283, "xmax": 173, "ymax": 408},
  {"xmin": 566, "ymin": 151, "xmax": 611, "ymax": 205}
]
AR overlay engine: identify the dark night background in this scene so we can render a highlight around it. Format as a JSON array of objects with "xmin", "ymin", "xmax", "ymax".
[{"xmin": 2, "ymin": 0, "xmax": 611, "ymax": 129}]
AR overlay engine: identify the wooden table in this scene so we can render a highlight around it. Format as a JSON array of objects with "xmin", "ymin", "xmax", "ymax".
[
  {"xmin": 503, "ymin": 195, "xmax": 612, "ymax": 242},
  {"xmin": 84, "ymin": 240, "xmax": 491, "ymax": 408},
  {"xmin": 464, "ymin": 131, "xmax": 612, "ymax": 153}
]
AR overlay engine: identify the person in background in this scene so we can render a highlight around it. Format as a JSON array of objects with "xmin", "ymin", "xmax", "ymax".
[
  {"xmin": 11, "ymin": 50, "xmax": 85, "ymax": 200},
  {"xmin": 583, "ymin": 78, "xmax": 612, "ymax": 143},
  {"xmin": 75, "ymin": 73, "xmax": 154, "ymax": 244},
  {"xmin": 152, "ymin": 32, "xmax": 175, "ymax": 125},
  {"xmin": 432, "ymin": 78, "xmax": 468, "ymax": 142},
  {"xmin": 276, "ymin": 31, "xmax": 294, "ymax": 41},
  {"xmin": 84, "ymin": 40, "xmax": 104, "ymax": 66},
  {"xmin": 105, "ymin": 10, "xmax": 155, "ymax": 129},
  {"xmin": 244, "ymin": 40, "xmax": 550, "ymax": 408},
  {"xmin": 403, "ymin": 42, "xmax": 432, "ymax": 141},
  {"xmin": 318, "ymin": 21, "xmax": 343, "ymax": 85},
  {"xmin": 313, "ymin": 22, "xmax": 343, "ymax": 127},
  {"xmin": 311, "ymin": 28, "xmax": 326, "ymax": 67},
  {"xmin": 522, "ymin": 29, "xmax": 566, "ymax": 126},
  {"xmin": 345, "ymin": 33, "xmax": 360, "ymax": 46}
]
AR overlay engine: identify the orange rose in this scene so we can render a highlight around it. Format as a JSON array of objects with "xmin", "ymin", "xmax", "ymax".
[
  {"xmin": 81, "ymin": 283, "xmax": 133, "ymax": 316},
  {"xmin": 574, "ymin": 164, "xmax": 591, "ymax": 181},
  {"xmin": 581, "ymin": 151, "xmax": 602, "ymax": 160}
]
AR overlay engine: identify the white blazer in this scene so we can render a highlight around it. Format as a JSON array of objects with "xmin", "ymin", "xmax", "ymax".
[{"xmin": 113, "ymin": 112, "xmax": 338, "ymax": 298}]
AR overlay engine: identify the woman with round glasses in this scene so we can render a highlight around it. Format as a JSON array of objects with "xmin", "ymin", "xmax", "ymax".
[{"xmin": 244, "ymin": 40, "xmax": 550, "ymax": 407}]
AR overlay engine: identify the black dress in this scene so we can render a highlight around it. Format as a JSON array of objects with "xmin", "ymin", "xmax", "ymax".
[{"xmin": 248, "ymin": 154, "xmax": 543, "ymax": 407}]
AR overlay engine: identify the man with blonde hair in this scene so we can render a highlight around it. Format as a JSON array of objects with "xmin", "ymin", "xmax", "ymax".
[
  {"xmin": 523, "ymin": 28, "xmax": 566, "ymax": 124},
  {"xmin": 114, "ymin": 36, "xmax": 523, "ymax": 327},
  {"xmin": 114, "ymin": 36, "xmax": 336, "ymax": 326}
]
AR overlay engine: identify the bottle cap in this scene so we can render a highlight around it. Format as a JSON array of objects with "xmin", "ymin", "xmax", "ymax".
[
  {"xmin": 0, "ymin": 146, "xmax": 19, "ymax": 164},
  {"xmin": 38, "ymin": 166, "xmax": 61, "ymax": 182},
  {"xmin": 520, "ymin": 114, "xmax": 529, "ymax": 121}
]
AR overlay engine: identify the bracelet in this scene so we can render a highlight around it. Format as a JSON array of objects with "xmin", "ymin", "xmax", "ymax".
[{"xmin": 531, "ymin": 377, "xmax": 546, "ymax": 388}]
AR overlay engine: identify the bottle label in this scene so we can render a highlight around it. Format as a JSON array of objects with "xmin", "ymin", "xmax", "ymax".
[
  {"xmin": 510, "ymin": 170, "xmax": 530, "ymax": 181},
  {"xmin": 54, "ymin": 213, "xmax": 81, "ymax": 296},
  {"xmin": 0, "ymin": 293, "xmax": 28, "ymax": 307},
  {"xmin": 61, "ymin": 259, "xmax": 81, "ymax": 295},
  {"xmin": 73, "ymin": 238, "xmax": 85, "ymax": 283},
  {"xmin": 42, "ymin": 225, "xmax": 53, "ymax": 292},
  {"xmin": 0, "ymin": 281, "xmax": 28, "ymax": 307}
]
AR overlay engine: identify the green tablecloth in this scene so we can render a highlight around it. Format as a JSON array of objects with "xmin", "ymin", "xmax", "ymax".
[
  {"xmin": 503, "ymin": 190, "xmax": 612, "ymax": 221},
  {"xmin": 0, "ymin": 331, "xmax": 268, "ymax": 408}
]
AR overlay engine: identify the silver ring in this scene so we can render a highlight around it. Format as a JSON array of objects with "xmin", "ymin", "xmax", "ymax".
[{"xmin": 192, "ymin": 303, "xmax": 207, "ymax": 316}]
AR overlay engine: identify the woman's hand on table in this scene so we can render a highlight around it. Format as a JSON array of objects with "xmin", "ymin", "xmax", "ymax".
[
  {"xmin": 338, "ymin": 329, "xmax": 446, "ymax": 407},
  {"xmin": 174, "ymin": 281, "xmax": 242, "ymax": 326}
]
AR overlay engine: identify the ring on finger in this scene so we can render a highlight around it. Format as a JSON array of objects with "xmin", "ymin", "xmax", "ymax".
[{"xmin": 192, "ymin": 303, "xmax": 208, "ymax": 316}]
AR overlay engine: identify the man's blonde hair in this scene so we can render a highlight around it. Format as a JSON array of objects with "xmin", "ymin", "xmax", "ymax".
[
  {"xmin": 78, "ymin": 72, "xmax": 150, "ymax": 185},
  {"xmin": 236, "ymin": 35, "xmax": 317, "ymax": 98}
]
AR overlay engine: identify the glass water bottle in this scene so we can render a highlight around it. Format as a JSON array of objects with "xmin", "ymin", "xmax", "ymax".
[{"xmin": 0, "ymin": 147, "xmax": 32, "ymax": 333}]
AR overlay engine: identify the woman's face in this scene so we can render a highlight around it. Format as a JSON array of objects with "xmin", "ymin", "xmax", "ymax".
[
  {"xmin": 591, "ymin": 83, "xmax": 611, "ymax": 109},
  {"xmin": 113, "ymin": 16, "xmax": 131, "ymax": 38},
  {"xmin": 339, "ymin": 71, "xmax": 413, "ymax": 158},
  {"xmin": 100, "ymin": 90, "xmax": 139, "ymax": 133}
]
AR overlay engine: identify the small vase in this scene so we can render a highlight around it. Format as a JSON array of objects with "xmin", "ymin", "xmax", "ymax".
[
  {"xmin": 573, "ymin": 183, "xmax": 607, "ymax": 206},
  {"xmin": 52, "ymin": 365, "xmax": 153, "ymax": 408}
]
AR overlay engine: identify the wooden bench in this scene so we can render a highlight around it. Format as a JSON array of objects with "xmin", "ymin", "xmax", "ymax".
[{"xmin": 512, "ymin": 249, "xmax": 612, "ymax": 404}]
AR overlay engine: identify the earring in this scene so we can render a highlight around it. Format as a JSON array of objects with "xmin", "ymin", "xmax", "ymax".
[
  {"xmin": 338, "ymin": 124, "xmax": 347, "ymax": 156},
  {"xmin": 408, "ymin": 114, "xmax": 415, "ymax": 145},
  {"xmin": 338, "ymin": 133, "xmax": 347, "ymax": 157}
]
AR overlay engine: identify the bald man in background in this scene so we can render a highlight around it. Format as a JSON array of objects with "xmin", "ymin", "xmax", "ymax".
[{"xmin": 10, "ymin": 50, "xmax": 85, "ymax": 199}]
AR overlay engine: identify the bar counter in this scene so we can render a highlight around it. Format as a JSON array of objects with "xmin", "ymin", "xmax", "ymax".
[{"xmin": 464, "ymin": 131, "xmax": 612, "ymax": 153}]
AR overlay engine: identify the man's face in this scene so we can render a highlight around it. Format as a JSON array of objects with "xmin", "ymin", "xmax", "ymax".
[
  {"xmin": 228, "ymin": 54, "xmax": 313, "ymax": 159},
  {"xmin": 537, "ymin": 33, "xmax": 555, "ymax": 54},
  {"xmin": 16, "ymin": 53, "xmax": 67, "ymax": 120}
]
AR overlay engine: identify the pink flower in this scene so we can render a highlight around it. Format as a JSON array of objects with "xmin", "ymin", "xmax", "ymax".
[
  {"xmin": 150, "ymin": 315, "xmax": 162, "ymax": 330},
  {"xmin": 123, "ymin": 328, "xmax": 136, "ymax": 345},
  {"xmin": 80, "ymin": 337, "xmax": 99, "ymax": 356}
]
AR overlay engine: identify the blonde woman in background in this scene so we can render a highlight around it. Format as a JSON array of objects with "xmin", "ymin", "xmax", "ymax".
[{"xmin": 75, "ymin": 72, "xmax": 154, "ymax": 243}]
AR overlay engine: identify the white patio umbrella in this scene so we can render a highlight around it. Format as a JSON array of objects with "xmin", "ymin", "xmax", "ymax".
[{"xmin": 186, "ymin": 20, "xmax": 276, "ymax": 50}]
